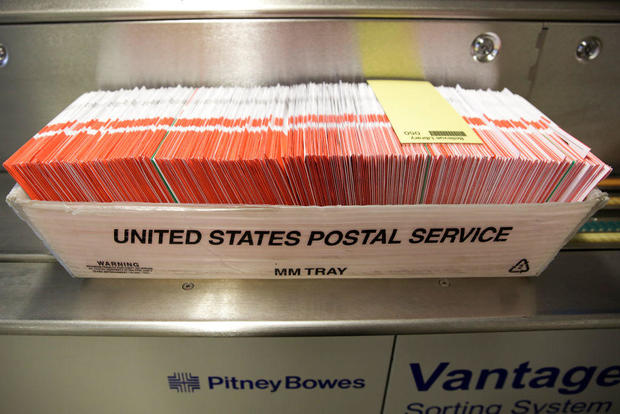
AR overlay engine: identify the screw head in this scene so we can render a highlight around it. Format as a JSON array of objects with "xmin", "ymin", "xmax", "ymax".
[
  {"xmin": 576, "ymin": 37, "xmax": 601, "ymax": 62},
  {"xmin": 181, "ymin": 281, "xmax": 195, "ymax": 290},
  {"xmin": 438, "ymin": 279, "xmax": 451, "ymax": 288},
  {"xmin": 471, "ymin": 33, "xmax": 501, "ymax": 63},
  {"xmin": 0, "ymin": 44, "xmax": 8, "ymax": 67}
]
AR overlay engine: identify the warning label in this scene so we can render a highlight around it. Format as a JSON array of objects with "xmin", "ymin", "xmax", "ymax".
[{"xmin": 87, "ymin": 260, "xmax": 153, "ymax": 274}]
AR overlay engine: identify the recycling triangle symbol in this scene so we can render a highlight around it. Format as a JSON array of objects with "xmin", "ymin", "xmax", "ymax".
[{"xmin": 509, "ymin": 258, "xmax": 530, "ymax": 273}]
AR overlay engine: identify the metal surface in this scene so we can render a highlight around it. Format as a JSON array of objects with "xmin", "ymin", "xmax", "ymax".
[
  {"xmin": 1, "ymin": 0, "xmax": 620, "ymax": 23},
  {"xmin": 0, "ymin": 174, "xmax": 47, "ymax": 254},
  {"xmin": 0, "ymin": 250, "xmax": 618, "ymax": 336},
  {"xmin": 529, "ymin": 23, "xmax": 620, "ymax": 168},
  {"xmin": 0, "ymin": 19, "xmax": 542, "ymax": 163}
]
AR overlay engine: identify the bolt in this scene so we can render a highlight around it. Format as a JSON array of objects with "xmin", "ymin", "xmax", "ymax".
[
  {"xmin": 576, "ymin": 37, "xmax": 601, "ymax": 62},
  {"xmin": 181, "ymin": 281, "xmax": 195, "ymax": 290},
  {"xmin": 471, "ymin": 33, "xmax": 501, "ymax": 63},
  {"xmin": 0, "ymin": 44, "xmax": 8, "ymax": 67},
  {"xmin": 439, "ymin": 279, "xmax": 450, "ymax": 288}
]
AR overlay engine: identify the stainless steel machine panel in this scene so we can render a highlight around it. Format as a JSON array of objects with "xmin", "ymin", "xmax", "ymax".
[{"xmin": 529, "ymin": 23, "xmax": 620, "ymax": 171}]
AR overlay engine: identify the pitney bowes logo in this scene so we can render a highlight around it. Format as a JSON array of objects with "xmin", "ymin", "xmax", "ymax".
[
  {"xmin": 168, "ymin": 372, "xmax": 201, "ymax": 393},
  {"xmin": 167, "ymin": 373, "xmax": 365, "ymax": 393}
]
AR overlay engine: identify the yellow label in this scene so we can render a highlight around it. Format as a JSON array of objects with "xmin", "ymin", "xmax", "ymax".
[{"xmin": 367, "ymin": 80, "xmax": 482, "ymax": 144}]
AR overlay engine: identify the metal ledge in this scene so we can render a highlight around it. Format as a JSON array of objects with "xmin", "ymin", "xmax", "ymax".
[
  {"xmin": 0, "ymin": 250, "xmax": 619, "ymax": 336},
  {"xmin": 1, "ymin": 0, "xmax": 620, "ymax": 24}
]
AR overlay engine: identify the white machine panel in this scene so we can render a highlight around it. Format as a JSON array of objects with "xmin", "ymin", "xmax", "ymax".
[
  {"xmin": 0, "ymin": 335, "xmax": 393, "ymax": 414},
  {"xmin": 384, "ymin": 330, "xmax": 620, "ymax": 414}
]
